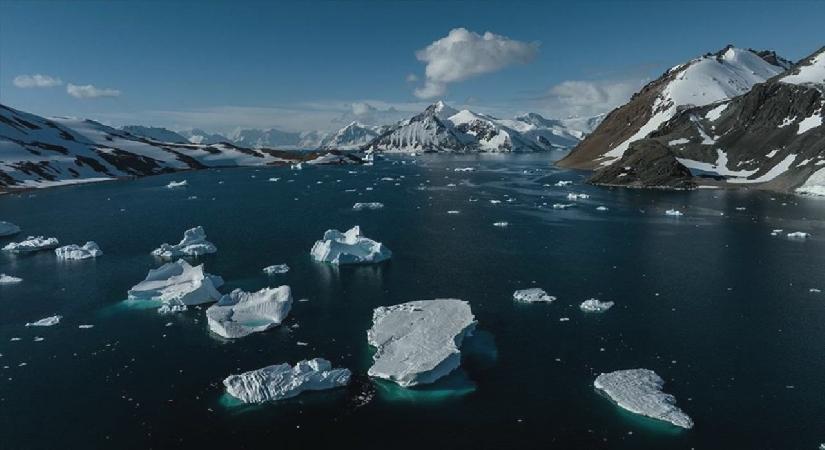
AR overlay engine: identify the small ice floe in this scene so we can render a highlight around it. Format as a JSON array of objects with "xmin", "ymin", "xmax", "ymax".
[
  {"xmin": 580, "ymin": 298, "xmax": 614, "ymax": 313},
  {"xmin": 223, "ymin": 358, "xmax": 351, "ymax": 404},
  {"xmin": 665, "ymin": 209, "xmax": 684, "ymax": 216},
  {"xmin": 552, "ymin": 203, "xmax": 575, "ymax": 209},
  {"xmin": 25, "ymin": 315, "xmax": 62, "ymax": 327},
  {"xmin": 352, "ymin": 202, "xmax": 384, "ymax": 211},
  {"xmin": 554, "ymin": 180, "xmax": 573, "ymax": 187},
  {"xmin": 447, "ymin": 210, "xmax": 460, "ymax": 214},
  {"xmin": 809, "ymin": 288, "xmax": 822, "ymax": 293},
  {"xmin": 787, "ymin": 231, "xmax": 810, "ymax": 239},
  {"xmin": 0, "ymin": 274, "xmax": 23, "ymax": 284},
  {"xmin": 490, "ymin": 200, "xmax": 502, "ymax": 204},
  {"xmin": 0, "ymin": 221, "xmax": 21, "ymax": 237},
  {"xmin": 594, "ymin": 368, "xmax": 693, "ymax": 429},
  {"xmin": 263, "ymin": 264, "xmax": 290, "ymax": 275},
  {"xmin": 33, "ymin": 336, "xmax": 45, "ymax": 342},
  {"xmin": 268, "ymin": 177, "xmax": 280, "ymax": 182},
  {"xmin": 492, "ymin": 221, "xmax": 509, "ymax": 228},
  {"xmin": 55, "ymin": 241, "xmax": 102, "ymax": 260},
  {"xmin": 78, "ymin": 324, "xmax": 94, "ymax": 329},
  {"xmin": 207, "ymin": 286, "xmax": 292, "ymax": 339},
  {"xmin": 166, "ymin": 180, "xmax": 187, "ymax": 188},
  {"xmin": 3, "ymin": 236, "xmax": 59, "ymax": 253},
  {"xmin": 596, "ymin": 206, "xmax": 609, "ymax": 211},
  {"xmin": 513, "ymin": 288, "xmax": 556, "ymax": 304},
  {"xmin": 187, "ymin": 195, "xmax": 198, "ymax": 200},
  {"xmin": 454, "ymin": 167, "xmax": 474, "ymax": 172},
  {"xmin": 151, "ymin": 226, "xmax": 217, "ymax": 258},
  {"xmin": 367, "ymin": 299, "xmax": 476, "ymax": 387},
  {"xmin": 566, "ymin": 193, "xmax": 590, "ymax": 200},
  {"xmin": 770, "ymin": 229, "xmax": 784, "ymax": 236},
  {"xmin": 291, "ymin": 162, "xmax": 303, "ymax": 170},
  {"xmin": 559, "ymin": 317, "xmax": 570, "ymax": 322},
  {"xmin": 310, "ymin": 226, "xmax": 391, "ymax": 265},
  {"xmin": 127, "ymin": 259, "xmax": 223, "ymax": 310},
  {"xmin": 735, "ymin": 207, "xmax": 746, "ymax": 211}
]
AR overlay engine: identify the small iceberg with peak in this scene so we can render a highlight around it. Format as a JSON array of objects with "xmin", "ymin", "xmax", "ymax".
[
  {"xmin": 55, "ymin": 241, "xmax": 102, "ymax": 260},
  {"xmin": 311, "ymin": 226, "xmax": 391, "ymax": 265},
  {"xmin": 2, "ymin": 236, "xmax": 59, "ymax": 253},
  {"xmin": 151, "ymin": 226, "xmax": 217, "ymax": 259},
  {"xmin": 0, "ymin": 220, "xmax": 21, "ymax": 237},
  {"xmin": 367, "ymin": 299, "xmax": 476, "ymax": 387},
  {"xmin": 207, "ymin": 286, "xmax": 292, "ymax": 339},
  {"xmin": 127, "ymin": 259, "xmax": 223, "ymax": 311},
  {"xmin": 594, "ymin": 368, "xmax": 693, "ymax": 429},
  {"xmin": 223, "ymin": 358, "xmax": 351, "ymax": 404}
]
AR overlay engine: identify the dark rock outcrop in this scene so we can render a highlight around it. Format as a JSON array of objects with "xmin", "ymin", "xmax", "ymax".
[{"xmin": 589, "ymin": 140, "xmax": 696, "ymax": 189}]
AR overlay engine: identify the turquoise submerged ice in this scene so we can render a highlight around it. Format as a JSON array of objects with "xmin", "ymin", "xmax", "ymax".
[
  {"xmin": 206, "ymin": 286, "xmax": 292, "ymax": 339},
  {"xmin": 223, "ymin": 358, "xmax": 351, "ymax": 404}
]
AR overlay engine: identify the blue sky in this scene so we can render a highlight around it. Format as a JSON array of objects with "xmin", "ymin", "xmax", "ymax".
[{"xmin": 1, "ymin": 0, "xmax": 823, "ymax": 132}]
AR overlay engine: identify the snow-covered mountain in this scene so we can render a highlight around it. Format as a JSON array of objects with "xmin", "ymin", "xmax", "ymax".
[
  {"xmin": 363, "ymin": 101, "xmax": 583, "ymax": 153},
  {"xmin": 319, "ymin": 122, "xmax": 384, "ymax": 150},
  {"xmin": 559, "ymin": 46, "xmax": 791, "ymax": 169},
  {"xmin": 0, "ymin": 104, "xmax": 359, "ymax": 192},
  {"xmin": 587, "ymin": 46, "xmax": 825, "ymax": 194},
  {"xmin": 121, "ymin": 125, "xmax": 190, "ymax": 144},
  {"xmin": 179, "ymin": 128, "xmax": 230, "ymax": 145}
]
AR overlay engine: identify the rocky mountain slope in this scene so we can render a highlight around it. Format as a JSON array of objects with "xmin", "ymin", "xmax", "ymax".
[
  {"xmin": 588, "ymin": 46, "xmax": 824, "ymax": 194},
  {"xmin": 121, "ymin": 125, "xmax": 190, "ymax": 144},
  {"xmin": 558, "ymin": 46, "xmax": 791, "ymax": 169},
  {"xmin": 0, "ymin": 104, "xmax": 358, "ymax": 192}
]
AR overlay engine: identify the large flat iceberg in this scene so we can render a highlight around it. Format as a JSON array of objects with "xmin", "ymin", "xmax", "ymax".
[
  {"xmin": 207, "ymin": 286, "xmax": 292, "ymax": 339},
  {"xmin": 594, "ymin": 368, "xmax": 693, "ymax": 429},
  {"xmin": 3, "ymin": 236, "xmax": 59, "ymax": 253},
  {"xmin": 55, "ymin": 241, "xmax": 102, "ymax": 260},
  {"xmin": 151, "ymin": 226, "xmax": 217, "ymax": 259},
  {"xmin": 223, "ymin": 358, "xmax": 351, "ymax": 404},
  {"xmin": 26, "ymin": 315, "xmax": 62, "ymax": 327},
  {"xmin": 310, "ymin": 225, "xmax": 391, "ymax": 265},
  {"xmin": 0, "ymin": 221, "xmax": 21, "ymax": 237},
  {"xmin": 127, "ymin": 259, "xmax": 223, "ymax": 309},
  {"xmin": 367, "ymin": 299, "xmax": 477, "ymax": 387}
]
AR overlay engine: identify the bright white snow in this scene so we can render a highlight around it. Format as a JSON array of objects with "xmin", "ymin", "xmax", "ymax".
[
  {"xmin": 223, "ymin": 358, "xmax": 351, "ymax": 404},
  {"xmin": 594, "ymin": 369, "xmax": 693, "ymax": 429},
  {"xmin": 781, "ymin": 51, "xmax": 825, "ymax": 86},
  {"xmin": 207, "ymin": 286, "xmax": 292, "ymax": 339},
  {"xmin": 151, "ymin": 226, "xmax": 217, "ymax": 259},
  {"xmin": 796, "ymin": 111, "xmax": 823, "ymax": 135},
  {"xmin": 310, "ymin": 226, "xmax": 391, "ymax": 265}
]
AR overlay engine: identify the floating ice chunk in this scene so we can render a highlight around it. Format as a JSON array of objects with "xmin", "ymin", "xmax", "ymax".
[
  {"xmin": 25, "ymin": 315, "xmax": 62, "ymax": 327},
  {"xmin": 567, "ymin": 193, "xmax": 590, "ymax": 200},
  {"xmin": 0, "ymin": 221, "xmax": 21, "ymax": 237},
  {"xmin": 513, "ymin": 288, "xmax": 556, "ymax": 303},
  {"xmin": 454, "ymin": 167, "xmax": 475, "ymax": 172},
  {"xmin": 310, "ymin": 226, "xmax": 391, "ymax": 265},
  {"xmin": 596, "ymin": 206, "xmax": 609, "ymax": 211},
  {"xmin": 78, "ymin": 324, "xmax": 94, "ymax": 329},
  {"xmin": 770, "ymin": 229, "xmax": 783, "ymax": 236},
  {"xmin": 151, "ymin": 226, "xmax": 217, "ymax": 259},
  {"xmin": 127, "ymin": 259, "xmax": 223, "ymax": 308},
  {"xmin": 223, "ymin": 358, "xmax": 351, "ymax": 404},
  {"xmin": 554, "ymin": 180, "xmax": 573, "ymax": 187},
  {"xmin": 665, "ymin": 209, "xmax": 684, "ymax": 216},
  {"xmin": 447, "ymin": 210, "xmax": 460, "ymax": 214},
  {"xmin": 55, "ymin": 241, "xmax": 102, "ymax": 260},
  {"xmin": 166, "ymin": 180, "xmax": 187, "ymax": 188},
  {"xmin": 3, "ymin": 236, "xmax": 59, "ymax": 253},
  {"xmin": 268, "ymin": 177, "xmax": 280, "ymax": 182},
  {"xmin": 552, "ymin": 203, "xmax": 575, "ymax": 209},
  {"xmin": 787, "ymin": 231, "xmax": 810, "ymax": 239},
  {"xmin": 809, "ymin": 288, "xmax": 821, "ymax": 293},
  {"xmin": 367, "ymin": 299, "xmax": 477, "ymax": 387},
  {"xmin": 580, "ymin": 298, "xmax": 615, "ymax": 313},
  {"xmin": 263, "ymin": 264, "xmax": 290, "ymax": 275},
  {"xmin": 207, "ymin": 286, "xmax": 292, "ymax": 339},
  {"xmin": 0, "ymin": 274, "xmax": 23, "ymax": 284},
  {"xmin": 492, "ymin": 221, "xmax": 509, "ymax": 227},
  {"xmin": 594, "ymin": 368, "xmax": 693, "ymax": 429},
  {"xmin": 352, "ymin": 202, "xmax": 384, "ymax": 211},
  {"xmin": 489, "ymin": 200, "xmax": 501, "ymax": 204},
  {"xmin": 157, "ymin": 303, "xmax": 187, "ymax": 314}
]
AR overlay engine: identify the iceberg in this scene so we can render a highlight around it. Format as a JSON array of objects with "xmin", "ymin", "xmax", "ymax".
[
  {"xmin": 166, "ymin": 180, "xmax": 187, "ymax": 188},
  {"xmin": 2, "ymin": 236, "xmax": 59, "ymax": 253},
  {"xmin": 367, "ymin": 299, "xmax": 477, "ymax": 387},
  {"xmin": 552, "ymin": 203, "xmax": 575, "ymax": 209},
  {"xmin": 223, "ymin": 358, "xmax": 351, "ymax": 404},
  {"xmin": 554, "ymin": 180, "xmax": 573, "ymax": 187},
  {"xmin": 0, "ymin": 274, "xmax": 23, "ymax": 284},
  {"xmin": 787, "ymin": 231, "xmax": 810, "ymax": 239},
  {"xmin": 262, "ymin": 264, "xmax": 290, "ymax": 275},
  {"xmin": 352, "ymin": 202, "xmax": 384, "ymax": 211},
  {"xmin": 665, "ymin": 209, "xmax": 684, "ymax": 216},
  {"xmin": 567, "ymin": 193, "xmax": 590, "ymax": 200},
  {"xmin": 492, "ymin": 221, "xmax": 509, "ymax": 227},
  {"xmin": 127, "ymin": 259, "xmax": 223, "ymax": 308},
  {"xmin": 25, "ymin": 315, "xmax": 62, "ymax": 327},
  {"xmin": 310, "ymin": 226, "xmax": 391, "ymax": 265},
  {"xmin": 513, "ymin": 288, "xmax": 556, "ymax": 303},
  {"xmin": 207, "ymin": 286, "xmax": 292, "ymax": 339},
  {"xmin": 580, "ymin": 298, "xmax": 615, "ymax": 312},
  {"xmin": 151, "ymin": 226, "xmax": 217, "ymax": 259},
  {"xmin": 0, "ymin": 220, "xmax": 21, "ymax": 237},
  {"xmin": 55, "ymin": 241, "xmax": 103, "ymax": 260},
  {"xmin": 594, "ymin": 368, "xmax": 693, "ymax": 429}
]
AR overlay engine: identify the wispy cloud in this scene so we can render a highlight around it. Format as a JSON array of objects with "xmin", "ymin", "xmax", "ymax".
[
  {"xmin": 412, "ymin": 28, "xmax": 539, "ymax": 99},
  {"xmin": 67, "ymin": 83, "xmax": 121, "ymax": 99},
  {"xmin": 13, "ymin": 74, "xmax": 63, "ymax": 88}
]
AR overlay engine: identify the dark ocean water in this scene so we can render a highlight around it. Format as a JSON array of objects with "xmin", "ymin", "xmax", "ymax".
[{"xmin": 1, "ymin": 154, "xmax": 824, "ymax": 450}]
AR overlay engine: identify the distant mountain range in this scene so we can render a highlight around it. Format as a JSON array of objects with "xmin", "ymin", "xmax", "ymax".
[{"xmin": 560, "ymin": 44, "xmax": 825, "ymax": 195}]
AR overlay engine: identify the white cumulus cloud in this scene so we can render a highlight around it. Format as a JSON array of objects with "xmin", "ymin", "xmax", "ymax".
[
  {"xmin": 13, "ymin": 74, "xmax": 63, "ymax": 88},
  {"xmin": 67, "ymin": 83, "xmax": 121, "ymax": 99},
  {"xmin": 413, "ymin": 28, "xmax": 539, "ymax": 99},
  {"xmin": 542, "ymin": 78, "xmax": 646, "ymax": 117}
]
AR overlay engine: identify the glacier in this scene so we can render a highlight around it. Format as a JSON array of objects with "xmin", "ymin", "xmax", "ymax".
[
  {"xmin": 594, "ymin": 368, "xmax": 693, "ymax": 429},
  {"xmin": 151, "ymin": 226, "xmax": 217, "ymax": 259},
  {"xmin": 367, "ymin": 299, "xmax": 477, "ymax": 387},
  {"xmin": 206, "ymin": 286, "xmax": 292, "ymax": 339},
  {"xmin": 2, "ymin": 236, "xmax": 59, "ymax": 253},
  {"xmin": 310, "ymin": 226, "xmax": 391, "ymax": 265},
  {"xmin": 223, "ymin": 358, "xmax": 351, "ymax": 404},
  {"xmin": 127, "ymin": 259, "xmax": 223, "ymax": 308},
  {"xmin": 55, "ymin": 241, "xmax": 103, "ymax": 260}
]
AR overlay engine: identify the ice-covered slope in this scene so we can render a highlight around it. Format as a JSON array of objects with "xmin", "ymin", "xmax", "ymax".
[
  {"xmin": 319, "ymin": 122, "xmax": 383, "ymax": 150},
  {"xmin": 179, "ymin": 128, "xmax": 229, "ymax": 145},
  {"xmin": 559, "ymin": 46, "xmax": 790, "ymax": 169},
  {"xmin": 121, "ymin": 126, "xmax": 190, "ymax": 144}
]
